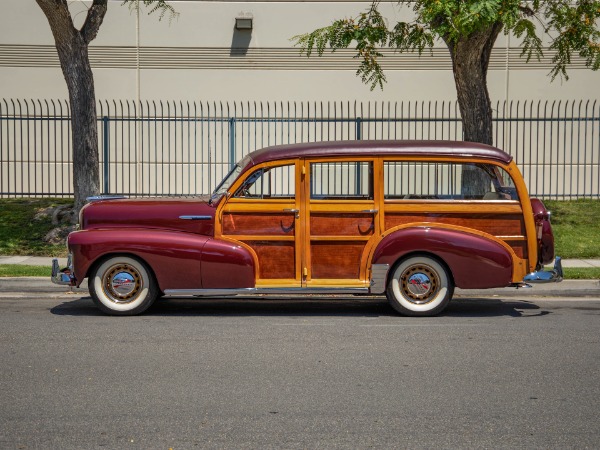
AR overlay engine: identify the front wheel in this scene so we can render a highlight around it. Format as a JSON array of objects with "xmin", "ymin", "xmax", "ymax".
[
  {"xmin": 89, "ymin": 256, "xmax": 159, "ymax": 316},
  {"xmin": 386, "ymin": 255, "xmax": 454, "ymax": 316}
]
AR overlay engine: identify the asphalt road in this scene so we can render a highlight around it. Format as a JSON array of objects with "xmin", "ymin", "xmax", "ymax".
[{"xmin": 1, "ymin": 281, "xmax": 599, "ymax": 449}]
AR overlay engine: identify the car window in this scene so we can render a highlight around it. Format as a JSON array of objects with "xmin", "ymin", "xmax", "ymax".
[
  {"xmin": 233, "ymin": 164, "xmax": 295, "ymax": 199},
  {"xmin": 384, "ymin": 162, "xmax": 519, "ymax": 201},
  {"xmin": 310, "ymin": 161, "xmax": 373, "ymax": 200}
]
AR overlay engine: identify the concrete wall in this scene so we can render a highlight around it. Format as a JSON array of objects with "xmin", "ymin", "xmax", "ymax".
[{"xmin": 1, "ymin": 0, "xmax": 598, "ymax": 104}]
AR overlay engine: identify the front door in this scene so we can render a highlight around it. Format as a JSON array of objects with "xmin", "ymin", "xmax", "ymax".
[
  {"xmin": 218, "ymin": 161, "xmax": 303, "ymax": 287},
  {"xmin": 303, "ymin": 159, "xmax": 379, "ymax": 287}
]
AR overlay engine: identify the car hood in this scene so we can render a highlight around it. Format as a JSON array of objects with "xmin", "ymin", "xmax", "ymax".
[{"xmin": 80, "ymin": 196, "xmax": 216, "ymax": 236}]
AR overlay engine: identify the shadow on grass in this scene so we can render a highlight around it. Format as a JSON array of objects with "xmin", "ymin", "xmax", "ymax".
[{"xmin": 50, "ymin": 295, "xmax": 551, "ymax": 318}]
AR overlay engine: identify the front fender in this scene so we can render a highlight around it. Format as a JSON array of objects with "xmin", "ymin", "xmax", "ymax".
[
  {"xmin": 371, "ymin": 226, "xmax": 514, "ymax": 289},
  {"xmin": 68, "ymin": 229, "xmax": 209, "ymax": 290}
]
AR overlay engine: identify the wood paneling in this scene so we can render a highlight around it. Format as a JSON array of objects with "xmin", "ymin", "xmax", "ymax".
[
  {"xmin": 245, "ymin": 241, "xmax": 295, "ymax": 279},
  {"xmin": 223, "ymin": 213, "xmax": 295, "ymax": 236},
  {"xmin": 310, "ymin": 242, "xmax": 365, "ymax": 279},
  {"xmin": 310, "ymin": 213, "xmax": 374, "ymax": 236},
  {"xmin": 384, "ymin": 213, "xmax": 525, "ymax": 236},
  {"xmin": 509, "ymin": 241, "xmax": 528, "ymax": 259}
]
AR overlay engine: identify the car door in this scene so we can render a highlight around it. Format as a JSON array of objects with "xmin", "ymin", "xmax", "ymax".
[
  {"xmin": 217, "ymin": 161, "xmax": 303, "ymax": 287},
  {"xmin": 302, "ymin": 158, "xmax": 380, "ymax": 287}
]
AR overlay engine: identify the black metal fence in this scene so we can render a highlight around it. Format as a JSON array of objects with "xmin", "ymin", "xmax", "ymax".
[{"xmin": 1, "ymin": 99, "xmax": 598, "ymax": 199}]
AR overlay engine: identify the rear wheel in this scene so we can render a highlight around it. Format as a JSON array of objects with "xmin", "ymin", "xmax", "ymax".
[
  {"xmin": 386, "ymin": 255, "xmax": 453, "ymax": 316},
  {"xmin": 89, "ymin": 256, "xmax": 158, "ymax": 316}
]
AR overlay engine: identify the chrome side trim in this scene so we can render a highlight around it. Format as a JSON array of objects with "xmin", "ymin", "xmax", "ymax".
[
  {"xmin": 163, "ymin": 287, "xmax": 370, "ymax": 297},
  {"xmin": 51, "ymin": 254, "xmax": 74, "ymax": 286},
  {"xmin": 179, "ymin": 215, "xmax": 212, "ymax": 220},
  {"xmin": 523, "ymin": 256, "xmax": 563, "ymax": 283},
  {"xmin": 369, "ymin": 264, "xmax": 390, "ymax": 294},
  {"xmin": 86, "ymin": 195, "xmax": 127, "ymax": 202}
]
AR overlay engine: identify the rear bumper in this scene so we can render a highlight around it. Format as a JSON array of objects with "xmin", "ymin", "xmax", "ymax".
[
  {"xmin": 51, "ymin": 254, "xmax": 75, "ymax": 286},
  {"xmin": 523, "ymin": 257, "xmax": 563, "ymax": 283}
]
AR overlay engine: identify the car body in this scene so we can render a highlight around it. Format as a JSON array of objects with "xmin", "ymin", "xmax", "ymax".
[{"xmin": 52, "ymin": 140, "xmax": 562, "ymax": 315}]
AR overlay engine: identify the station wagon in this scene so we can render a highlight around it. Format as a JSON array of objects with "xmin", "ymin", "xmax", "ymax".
[{"xmin": 52, "ymin": 140, "xmax": 562, "ymax": 315}]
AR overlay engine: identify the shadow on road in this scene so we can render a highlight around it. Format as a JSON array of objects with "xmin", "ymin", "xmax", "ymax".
[{"xmin": 50, "ymin": 296, "xmax": 551, "ymax": 318}]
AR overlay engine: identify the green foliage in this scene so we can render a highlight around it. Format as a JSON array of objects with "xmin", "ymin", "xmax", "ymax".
[
  {"xmin": 0, "ymin": 265, "xmax": 51, "ymax": 277},
  {"xmin": 121, "ymin": 0, "xmax": 178, "ymax": 22},
  {"xmin": 293, "ymin": 0, "xmax": 600, "ymax": 90}
]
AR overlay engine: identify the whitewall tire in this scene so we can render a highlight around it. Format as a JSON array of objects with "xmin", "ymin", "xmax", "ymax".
[
  {"xmin": 386, "ymin": 255, "xmax": 454, "ymax": 316},
  {"xmin": 89, "ymin": 256, "xmax": 158, "ymax": 315}
]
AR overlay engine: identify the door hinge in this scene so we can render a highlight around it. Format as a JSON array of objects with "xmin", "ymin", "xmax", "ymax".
[
  {"xmin": 303, "ymin": 267, "xmax": 308, "ymax": 277},
  {"xmin": 301, "ymin": 165, "xmax": 306, "ymax": 175}
]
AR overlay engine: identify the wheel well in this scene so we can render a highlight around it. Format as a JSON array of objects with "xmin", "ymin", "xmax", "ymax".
[{"xmin": 386, "ymin": 251, "xmax": 455, "ymax": 288}]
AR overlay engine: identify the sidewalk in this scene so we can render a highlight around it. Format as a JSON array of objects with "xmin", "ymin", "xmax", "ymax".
[{"xmin": 2, "ymin": 255, "xmax": 600, "ymax": 268}]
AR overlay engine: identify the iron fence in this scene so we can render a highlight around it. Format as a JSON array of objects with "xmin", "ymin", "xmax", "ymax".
[{"xmin": 1, "ymin": 99, "xmax": 598, "ymax": 199}]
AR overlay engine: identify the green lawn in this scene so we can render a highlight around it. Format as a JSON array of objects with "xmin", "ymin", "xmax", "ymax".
[
  {"xmin": 0, "ymin": 198, "xmax": 73, "ymax": 257},
  {"xmin": 544, "ymin": 199, "xmax": 600, "ymax": 258}
]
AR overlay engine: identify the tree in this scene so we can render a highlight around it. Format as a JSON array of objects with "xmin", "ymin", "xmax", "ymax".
[
  {"xmin": 294, "ymin": 0, "xmax": 600, "ymax": 147},
  {"xmin": 36, "ymin": 0, "xmax": 176, "ymax": 213}
]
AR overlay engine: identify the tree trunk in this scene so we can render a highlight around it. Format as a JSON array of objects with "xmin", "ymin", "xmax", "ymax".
[
  {"xmin": 443, "ymin": 22, "xmax": 503, "ymax": 196},
  {"xmin": 36, "ymin": 0, "xmax": 107, "ymax": 214}
]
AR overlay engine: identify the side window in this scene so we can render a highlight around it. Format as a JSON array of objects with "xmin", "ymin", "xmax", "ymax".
[
  {"xmin": 310, "ymin": 161, "xmax": 373, "ymax": 200},
  {"xmin": 384, "ymin": 162, "xmax": 518, "ymax": 201},
  {"xmin": 234, "ymin": 164, "xmax": 295, "ymax": 199}
]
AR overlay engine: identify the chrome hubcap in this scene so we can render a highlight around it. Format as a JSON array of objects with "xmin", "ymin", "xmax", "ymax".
[
  {"xmin": 400, "ymin": 264, "xmax": 440, "ymax": 304},
  {"xmin": 102, "ymin": 264, "xmax": 142, "ymax": 303}
]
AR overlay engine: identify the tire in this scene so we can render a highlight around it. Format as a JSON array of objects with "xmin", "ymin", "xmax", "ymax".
[
  {"xmin": 386, "ymin": 255, "xmax": 454, "ymax": 316},
  {"xmin": 89, "ymin": 256, "xmax": 159, "ymax": 316}
]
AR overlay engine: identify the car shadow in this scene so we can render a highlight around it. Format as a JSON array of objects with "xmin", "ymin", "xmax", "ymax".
[{"xmin": 50, "ymin": 295, "xmax": 551, "ymax": 318}]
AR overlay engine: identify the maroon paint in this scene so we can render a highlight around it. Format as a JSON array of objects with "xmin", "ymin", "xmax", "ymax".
[
  {"xmin": 246, "ymin": 140, "xmax": 512, "ymax": 168},
  {"xmin": 68, "ymin": 229, "xmax": 208, "ymax": 290},
  {"xmin": 200, "ymin": 240, "xmax": 255, "ymax": 289},
  {"xmin": 530, "ymin": 198, "xmax": 555, "ymax": 265},
  {"xmin": 372, "ymin": 227, "xmax": 513, "ymax": 289},
  {"xmin": 81, "ymin": 196, "xmax": 216, "ymax": 236}
]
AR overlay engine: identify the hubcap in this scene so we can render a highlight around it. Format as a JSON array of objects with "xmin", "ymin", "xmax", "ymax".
[
  {"xmin": 102, "ymin": 263, "xmax": 142, "ymax": 303},
  {"xmin": 400, "ymin": 264, "xmax": 440, "ymax": 304}
]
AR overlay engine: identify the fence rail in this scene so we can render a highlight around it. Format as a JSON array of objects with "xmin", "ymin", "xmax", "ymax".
[{"xmin": 1, "ymin": 99, "xmax": 599, "ymax": 199}]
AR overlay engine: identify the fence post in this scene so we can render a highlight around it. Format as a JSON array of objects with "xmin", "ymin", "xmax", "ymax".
[
  {"xmin": 102, "ymin": 116, "xmax": 109, "ymax": 194},
  {"xmin": 229, "ymin": 117, "xmax": 236, "ymax": 168},
  {"xmin": 355, "ymin": 117, "xmax": 362, "ymax": 140}
]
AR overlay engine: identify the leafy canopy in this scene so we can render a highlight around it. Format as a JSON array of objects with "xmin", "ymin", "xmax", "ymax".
[{"xmin": 293, "ymin": 0, "xmax": 600, "ymax": 89}]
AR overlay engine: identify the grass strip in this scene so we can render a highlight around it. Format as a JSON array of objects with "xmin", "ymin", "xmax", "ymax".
[{"xmin": 1, "ymin": 265, "xmax": 599, "ymax": 280}]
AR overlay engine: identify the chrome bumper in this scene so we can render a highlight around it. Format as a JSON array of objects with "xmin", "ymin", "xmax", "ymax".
[
  {"xmin": 523, "ymin": 256, "xmax": 563, "ymax": 283},
  {"xmin": 51, "ymin": 254, "xmax": 75, "ymax": 286}
]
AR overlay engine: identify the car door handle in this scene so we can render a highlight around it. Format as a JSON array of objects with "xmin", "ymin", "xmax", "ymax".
[
  {"xmin": 361, "ymin": 209, "xmax": 378, "ymax": 213},
  {"xmin": 283, "ymin": 208, "xmax": 300, "ymax": 218}
]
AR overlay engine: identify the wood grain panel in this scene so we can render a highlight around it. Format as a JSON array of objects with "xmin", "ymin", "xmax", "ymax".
[
  {"xmin": 310, "ymin": 213, "xmax": 374, "ymax": 236},
  {"xmin": 310, "ymin": 242, "xmax": 365, "ymax": 279},
  {"xmin": 245, "ymin": 241, "xmax": 295, "ymax": 279},
  {"xmin": 223, "ymin": 213, "xmax": 295, "ymax": 236},
  {"xmin": 384, "ymin": 213, "xmax": 525, "ymax": 236},
  {"xmin": 508, "ymin": 241, "xmax": 528, "ymax": 259}
]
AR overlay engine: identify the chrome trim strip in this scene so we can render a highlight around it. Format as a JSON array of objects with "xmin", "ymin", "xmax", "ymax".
[
  {"xmin": 163, "ymin": 287, "xmax": 370, "ymax": 297},
  {"xmin": 179, "ymin": 215, "xmax": 212, "ymax": 220},
  {"xmin": 369, "ymin": 264, "xmax": 389, "ymax": 294},
  {"xmin": 86, "ymin": 195, "xmax": 127, "ymax": 202},
  {"xmin": 523, "ymin": 256, "xmax": 563, "ymax": 283}
]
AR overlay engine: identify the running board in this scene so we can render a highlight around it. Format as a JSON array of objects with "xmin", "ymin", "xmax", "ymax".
[{"xmin": 163, "ymin": 287, "xmax": 371, "ymax": 297}]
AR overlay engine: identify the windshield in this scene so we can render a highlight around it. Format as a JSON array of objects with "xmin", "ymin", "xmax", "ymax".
[{"xmin": 211, "ymin": 155, "xmax": 252, "ymax": 200}]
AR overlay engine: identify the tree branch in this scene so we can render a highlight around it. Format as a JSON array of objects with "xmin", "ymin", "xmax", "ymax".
[{"xmin": 81, "ymin": 0, "xmax": 108, "ymax": 44}]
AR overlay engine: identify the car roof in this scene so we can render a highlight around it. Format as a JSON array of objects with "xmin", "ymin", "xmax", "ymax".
[{"xmin": 245, "ymin": 140, "xmax": 513, "ymax": 166}]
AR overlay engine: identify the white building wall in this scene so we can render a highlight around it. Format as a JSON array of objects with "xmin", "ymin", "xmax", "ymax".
[{"xmin": 0, "ymin": 0, "xmax": 598, "ymax": 103}]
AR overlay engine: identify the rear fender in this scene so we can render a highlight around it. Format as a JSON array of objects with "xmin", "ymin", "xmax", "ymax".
[{"xmin": 371, "ymin": 226, "xmax": 514, "ymax": 289}]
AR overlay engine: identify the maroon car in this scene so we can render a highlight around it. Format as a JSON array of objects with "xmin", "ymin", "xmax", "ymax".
[{"xmin": 52, "ymin": 140, "xmax": 562, "ymax": 315}]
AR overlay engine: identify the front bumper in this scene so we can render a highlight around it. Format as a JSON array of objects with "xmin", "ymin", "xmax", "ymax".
[
  {"xmin": 51, "ymin": 254, "xmax": 75, "ymax": 286},
  {"xmin": 523, "ymin": 256, "xmax": 563, "ymax": 283}
]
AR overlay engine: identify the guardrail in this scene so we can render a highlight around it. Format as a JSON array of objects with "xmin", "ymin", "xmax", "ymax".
[{"xmin": 1, "ymin": 99, "xmax": 598, "ymax": 199}]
